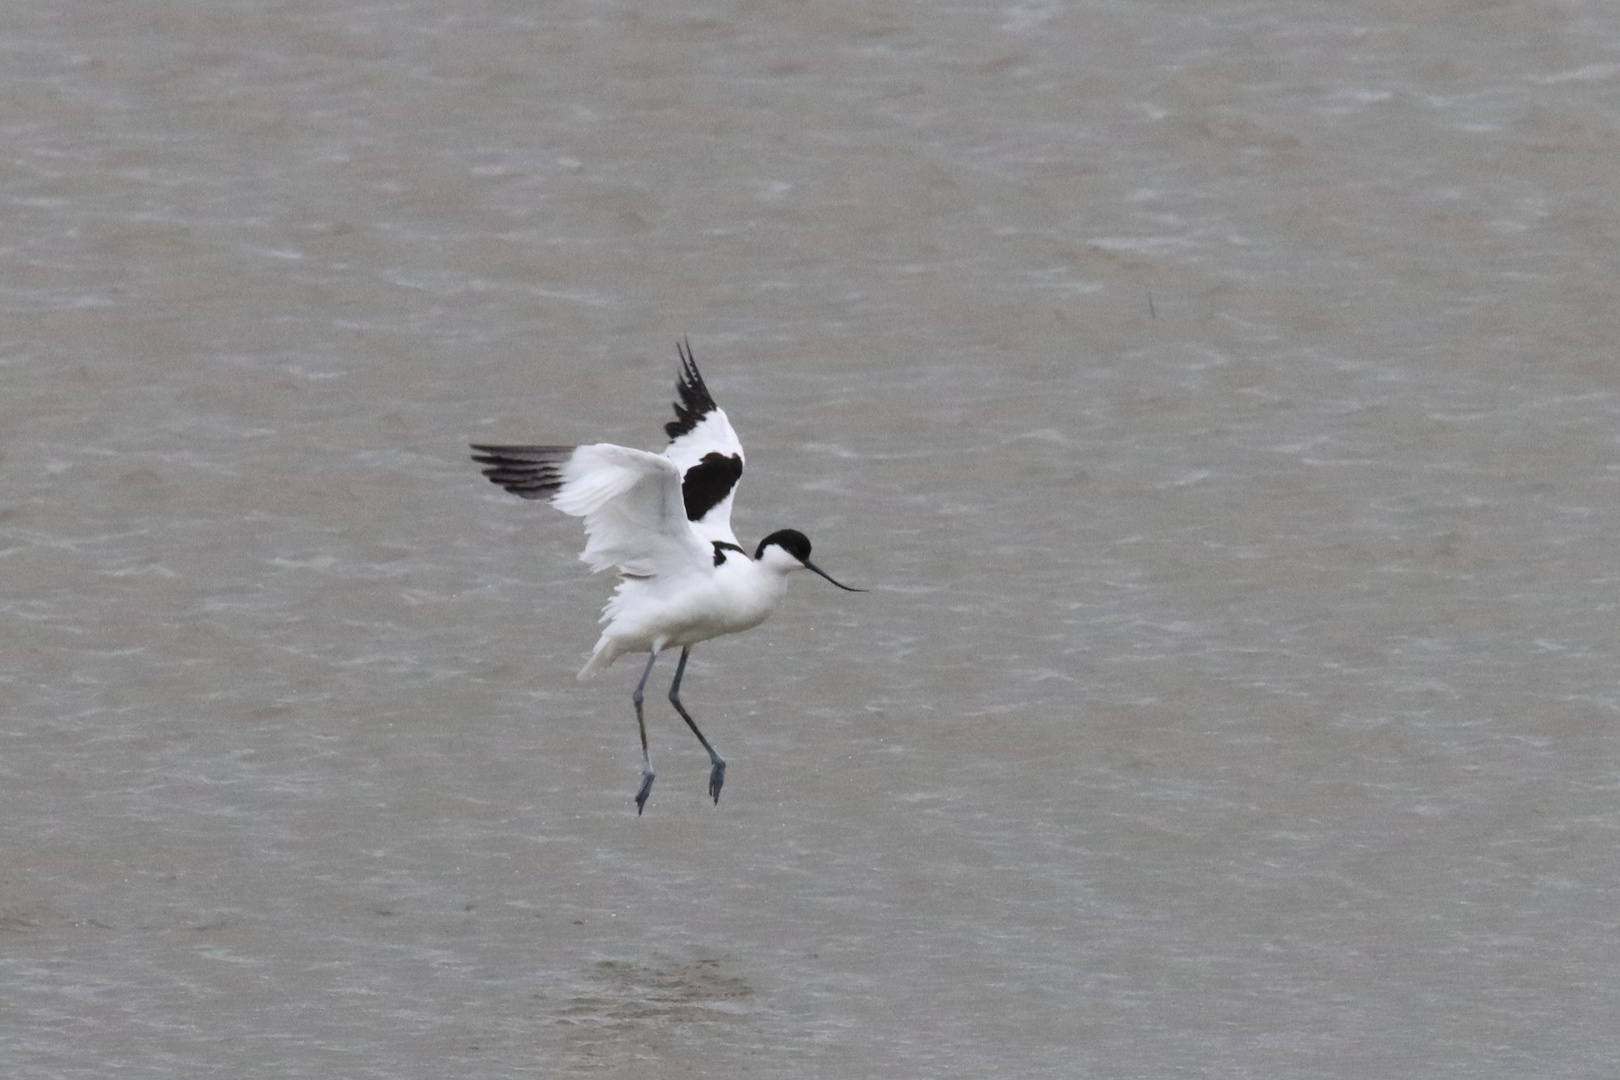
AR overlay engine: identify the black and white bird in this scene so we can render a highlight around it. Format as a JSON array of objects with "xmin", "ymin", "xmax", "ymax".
[{"xmin": 471, "ymin": 342, "xmax": 863, "ymax": 814}]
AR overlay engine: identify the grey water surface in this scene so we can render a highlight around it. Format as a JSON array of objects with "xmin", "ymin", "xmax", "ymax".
[{"xmin": 4, "ymin": 1, "xmax": 1620, "ymax": 1076}]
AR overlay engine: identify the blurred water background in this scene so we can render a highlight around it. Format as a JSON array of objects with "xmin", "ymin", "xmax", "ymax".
[{"xmin": 4, "ymin": 1, "xmax": 1620, "ymax": 1076}]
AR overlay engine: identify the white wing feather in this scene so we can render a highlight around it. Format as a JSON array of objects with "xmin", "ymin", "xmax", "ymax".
[
  {"xmin": 552, "ymin": 444, "xmax": 709, "ymax": 578},
  {"xmin": 663, "ymin": 406, "xmax": 745, "ymax": 475}
]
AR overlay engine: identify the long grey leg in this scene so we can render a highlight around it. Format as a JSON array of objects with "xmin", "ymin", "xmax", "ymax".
[
  {"xmin": 668, "ymin": 646, "xmax": 726, "ymax": 805},
  {"xmin": 631, "ymin": 651, "xmax": 660, "ymax": 814}
]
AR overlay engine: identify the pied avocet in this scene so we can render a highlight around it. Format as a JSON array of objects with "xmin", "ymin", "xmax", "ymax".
[{"xmin": 471, "ymin": 342, "xmax": 863, "ymax": 813}]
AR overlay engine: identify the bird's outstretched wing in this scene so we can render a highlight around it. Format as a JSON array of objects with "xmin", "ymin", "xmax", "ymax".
[
  {"xmin": 662, "ymin": 340, "xmax": 744, "ymax": 546},
  {"xmin": 470, "ymin": 443, "xmax": 571, "ymax": 501},
  {"xmin": 470, "ymin": 443, "xmax": 708, "ymax": 579}
]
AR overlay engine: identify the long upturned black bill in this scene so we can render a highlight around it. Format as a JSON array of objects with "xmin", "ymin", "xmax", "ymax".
[{"xmin": 804, "ymin": 559, "xmax": 865, "ymax": 592}]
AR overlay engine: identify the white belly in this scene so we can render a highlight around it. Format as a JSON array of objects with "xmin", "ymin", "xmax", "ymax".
[{"xmin": 591, "ymin": 561, "xmax": 788, "ymax": 664}]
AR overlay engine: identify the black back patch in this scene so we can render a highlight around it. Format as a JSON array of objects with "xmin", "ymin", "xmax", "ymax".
[
  {"xmin": 683, "ymin": 451, "xmax": 744, "ymax": 522},
  {"xmin": 712, "ymin": 541, "xmax": 747, "ymax": 566}
]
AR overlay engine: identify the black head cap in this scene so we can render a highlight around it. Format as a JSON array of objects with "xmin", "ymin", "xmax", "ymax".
[{"xmin": 755, "ymin": 528, "xmax": 811, "ymax": 563}]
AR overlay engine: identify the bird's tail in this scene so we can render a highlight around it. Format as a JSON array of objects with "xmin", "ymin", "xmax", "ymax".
[{"xmin": 576, "ymin": 637, "xmax": 621, "ymax": 681}]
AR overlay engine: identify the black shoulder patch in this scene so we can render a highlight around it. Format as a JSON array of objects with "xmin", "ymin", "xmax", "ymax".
[
  {"xmin": 683, "ymin": 451, "xmax": 744, "ymax": 522},
  {"xmin": 664, "ymin": 339, "xmax": 719, "ymax": 441},
  {"xmin": 712, "ymin": 540, "xmax": 747, "ymax": 566}
]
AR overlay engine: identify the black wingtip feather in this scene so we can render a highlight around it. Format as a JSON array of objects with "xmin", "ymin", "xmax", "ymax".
[
  {"xmin": 470, "ymin": 444, "xmax": 574, "ymax": 501},
  {"xmin": 664, "ymin": 339, "xmax": 719, "ymax": 442}
]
